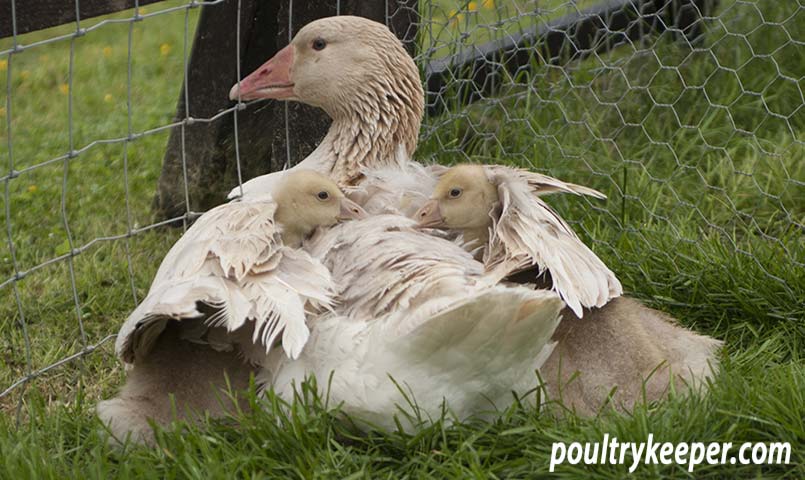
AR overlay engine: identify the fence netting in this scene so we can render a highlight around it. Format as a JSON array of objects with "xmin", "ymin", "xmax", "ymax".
[{"xmin": 1, "ymin": 0, "xmax": 802, "ymax": 419}]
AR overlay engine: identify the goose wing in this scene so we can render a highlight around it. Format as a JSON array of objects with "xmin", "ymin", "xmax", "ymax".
[
  {"xmin": 485, "ymin": 166, "xmax": 622, "ymax": 317},
  {"xmin": 306, "ymin": 214, "xmax": 484, "ymax": 321},
  {"xmin": 490, "ymin": 166, "xmax": 607, "ymax": 199},
  {"xmin": 116, "ymin": 197, "xmax": 334, "ymax": 363}
]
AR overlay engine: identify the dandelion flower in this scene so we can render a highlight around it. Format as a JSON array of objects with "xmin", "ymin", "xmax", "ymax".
[
  {"xmin": 0, "ymin": 59, "xmax": 7, "ymax": 71},
  {"xmin": 468, "ymin": 2, "xmax": 478, "ymax": 12},
  {"xmin": 102, "ymin": 46, "xmax": 112, "ymax": 58},
  {"xmin": 59, "ymin": 83, "xmax": 69, "ymax": 95},
  {"xmin": 160, "ymin": 43, "xmax": 172, "ymax": 56},
  {"xmin": 104, "ymin": 93, "xmax": 113, "ymax": 103},
  {"xmin": 27, "ymin": 185, "xmax": 38, "ymax": 193}
]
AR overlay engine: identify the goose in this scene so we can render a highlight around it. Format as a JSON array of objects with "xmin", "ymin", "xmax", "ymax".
[
  {"xmin": 414, "ymin": 165, "xmax": 722, "ymax": 414},
  {"xmin": 222, "ymin": 17, "xmax": 572, "ymax": 426},
  {"xmin": 415, "ymin": 164, "xmax": 622, "ymax": 316},
  {"xmin": 99, "ymin": 14, "xmax": 720, "ymax": 441},
  {"xmin": 97, "ymin": 170, "xmax": 365, "ymax": 444}
]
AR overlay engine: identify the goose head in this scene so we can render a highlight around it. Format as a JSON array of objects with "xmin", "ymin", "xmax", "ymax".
[
  {"xmin": 273, "ymin": 170, "xmax": 367, "ymax": 246},
  {"xmin": 230, "ymin": 16, "xmax": 424, "ymax": 183},
  {"xmin": 416, "ymin": 165, "xmax": 498, "ymax": 247}
]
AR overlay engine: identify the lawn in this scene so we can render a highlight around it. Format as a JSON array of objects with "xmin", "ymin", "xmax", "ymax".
[{"xmin": 0, "ymin": 0, "xmax": 803, "ymax": 478}]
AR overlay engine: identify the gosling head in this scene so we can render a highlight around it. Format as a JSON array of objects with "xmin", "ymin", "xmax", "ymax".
[
  {"xmin": 415, "ymin": 165, "xmax": 499, "ymax": 246},
  {"xmin": 273, "ymin": 170, "xmax": 366, "ymax": 246}
]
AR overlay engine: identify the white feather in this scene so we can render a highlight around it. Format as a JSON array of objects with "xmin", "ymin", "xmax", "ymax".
[
  {"xmin": 485, "ymin": 166, "xmax": 623, "ymax": 317},
  {"xmin": 115, "ymin": 196, "xmax": 334, "ymax": 365}
]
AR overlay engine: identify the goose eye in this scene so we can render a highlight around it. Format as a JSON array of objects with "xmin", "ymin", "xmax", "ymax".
[
  {"xmin": 317, "ymin": 191, "xmax": 330, "ymax": 201},
  {"xmin": 312, "ymin": 38, "xmax": 327, "ymax": 51},
  {"xmin": 448, "ymin": 188, "xmax": 462, "ymax": 198}
]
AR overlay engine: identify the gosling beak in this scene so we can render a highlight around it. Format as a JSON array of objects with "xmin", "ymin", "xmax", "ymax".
[
  {"xmin": 415, "ymin": 199, "xmax": 445, "ymax": 228},
  {"xmin": 337, "ymin": 197, "xmax": 367, "ymax": 221},
  {"xmin": 229, "ymin": 44, "xmax": 295, "ymax": 101}
]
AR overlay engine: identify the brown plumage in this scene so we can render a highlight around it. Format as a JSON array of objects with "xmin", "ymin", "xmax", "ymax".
[{"xmin": 540, "ymin": 297, "xmax": 723, "ymax": 416}]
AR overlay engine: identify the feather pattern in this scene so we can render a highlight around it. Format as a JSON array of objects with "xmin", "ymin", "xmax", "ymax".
[
  {"xmin": 267, "ymin": 212, "xmax": 564, "ymax": 431},
  {"xmin": 347, "ymin": 160, "xmax": 443, "ymax": 217},
  {"xmin": 115, "ymin": 195, "xmax": 335, "ymax": 364},
  {"xmin": 270, "ymin": 285, "xmax": 564, "ymax": 432},
  {"xmin": 306, "ymin": 215, "xmax": 490, "ymax": 321},
  {"xmin": 484, "ymin": 166, "xmax": 622, "ymax": 317}
]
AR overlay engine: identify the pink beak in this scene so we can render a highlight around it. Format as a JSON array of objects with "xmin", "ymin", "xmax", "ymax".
[{"xmin": 229, "ymin": 44, "xmax": 295, "ymax": 101}]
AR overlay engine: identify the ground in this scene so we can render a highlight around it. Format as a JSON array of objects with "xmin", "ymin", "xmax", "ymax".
[{"xmin": 0, "ymin": 0, "xmax": 803, "ymax": 478}]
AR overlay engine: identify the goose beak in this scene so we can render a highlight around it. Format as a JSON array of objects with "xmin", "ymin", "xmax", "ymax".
[
  {"xmin": 415, "ymin": 200, "xmax": 444, "ymax": 228},
  {"xmin": 337, "ymin": 197, "xmax": 367, "ymax": 221},
  {"xmin": 229, "ymin": 44, "xmax": 295, "ymax": 101}
]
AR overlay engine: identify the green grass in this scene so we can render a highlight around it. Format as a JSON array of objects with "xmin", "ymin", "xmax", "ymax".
[
  {"xmin": 421, "ymin": 0, "xmax": 600, "ymax": 60},
  {"xmin": 1, "ymin": 0, "xmax": 804, "ymax": 478}
]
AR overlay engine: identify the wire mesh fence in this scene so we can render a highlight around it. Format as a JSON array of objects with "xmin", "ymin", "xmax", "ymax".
[{"xmin": 1, "ymin": 0, "xmax": 802, "ymax": 420}]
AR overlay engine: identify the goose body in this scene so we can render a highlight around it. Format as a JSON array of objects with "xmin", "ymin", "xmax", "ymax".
[
  {"xmin": 99, "ymin": 15, "xmax": 722, "ymax": 442},
  {"xmin": 268, "ymin": 215, "xmax": 564, "ymax": 429},
  {"xmin": 540, "ymin": 297, "xmax": 723, "ymax": 416}
]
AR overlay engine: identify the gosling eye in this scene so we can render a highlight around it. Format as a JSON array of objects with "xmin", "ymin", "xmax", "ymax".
[
  {"xmin": 312, "ymin": 38, "xmax": 327, "ymax": 51},
  {"xmin": 317, "ymin": 191, "xmax": 330, "ymax": 201},
  {"xmin": 448, "ymin": 188, "xmax": 463, "ymax": 199}
]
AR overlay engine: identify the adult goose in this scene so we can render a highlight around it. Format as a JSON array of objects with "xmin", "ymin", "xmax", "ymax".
[
  {"xmin": 417, "ymin": 165, "xmax": 723, "ymax": 415},
  {"xmin": 98, "ymin": 171, "xmax": 365, "ymax": 444}
]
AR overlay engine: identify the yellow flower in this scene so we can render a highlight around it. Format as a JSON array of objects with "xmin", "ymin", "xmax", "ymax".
[
  {"xmin": 160, "ymin": 43, "xmax": 172, "ymax": 56},
  {"xmin": 102, "ymin": 46, "xmax": 112, "ymax": 58},
  {"xmin": 27, "ymin": 185, "xmax": 38, "ymax": 193},
  {"xmin": 0, "ymin": 59, "xmax": 7, "ymax": 71},
  {"xmin": 468, "ymin": 2, "xmax": 478, "ymax": 12},
  {"xmin": 448, "ymin": 11, "xmax": 464, "ymax": 26},
  {"xmin": 482, "ymin": 0, "xmax": 495, "ymax": 9},
  {"xmin": 59, "ymin": 83, "xmax": 69, "ymax": 95},
  {"xmin": 139, "ymin": 7, "xmax": 148, "ymax": 14},
  {"xmin": 104, "ymin": 93, "xmax": 113, "ymax": 103},
  {"xmin": 20, "ymin": 70, "xmax": 30, "ymax": 80}
]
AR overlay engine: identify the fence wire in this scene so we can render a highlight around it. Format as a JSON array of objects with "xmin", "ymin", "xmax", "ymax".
[{"xmin": 0, "ymin": 0, "xmax": 802, "ymax": 420}]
